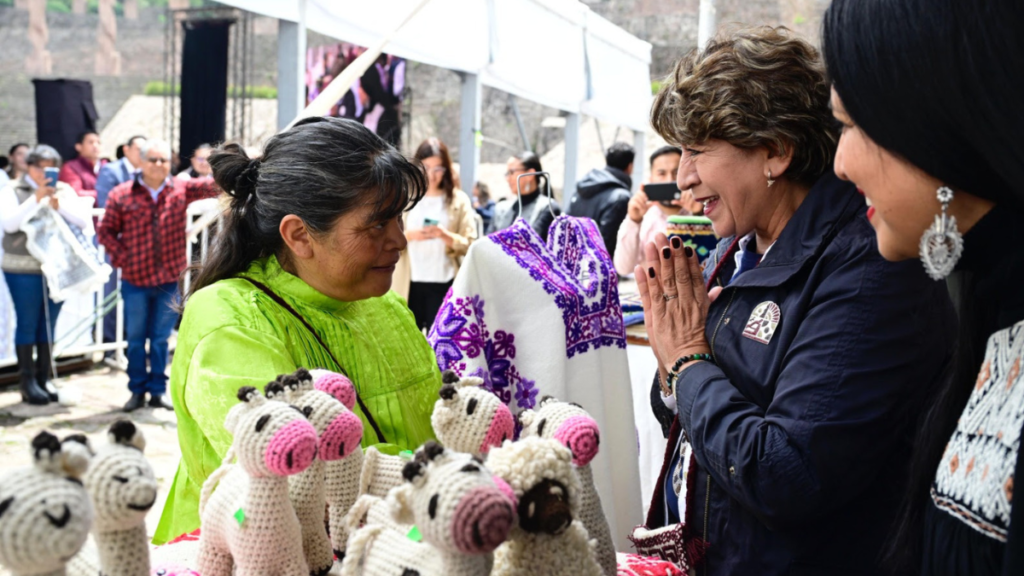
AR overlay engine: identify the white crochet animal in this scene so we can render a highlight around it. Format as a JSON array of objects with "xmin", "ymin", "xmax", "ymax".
[
  {"xmin": 432, "ymin": 370, "xmax": 515, "ymax": 458},
  {"xmin": 196, "ymin": 386, "xmax": 320, "ymax": 576},
  {"xmin": 487, "ymin": 437, "xmax": 602, "ymax": 576},
  {"xmin": 81, "ymin": 420, "xmax": 159, "ymax": 576},
  {"xmin": 267, "ymin": 368, "xmax": 365, "ymax": 573},
  {"xmin": 520, "ymin": 396, "xmax": 616, "ymax": 576},
  {"xmin": 341, "ymin": 441, "xmax": 515, "ymax": 576},
  {"xmin": 0, "ymin": 431, "xmax": 94, "ymax": 576}
]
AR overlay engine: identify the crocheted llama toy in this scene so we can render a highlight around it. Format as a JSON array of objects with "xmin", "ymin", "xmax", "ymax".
[
  {"xmin": 358, "ymin": 370, "xmax": 515, "ymax": 503},
  {"xmin": 196, "ymin": 386, "xmax": 319, "ymax": 576},
  {"xmin": 432, "ymin": 370, "xmax": 515, "ymax": 458},
  {"xmin": 81, "ymin": 420, "xmax": 159, "ymax": 576},
  {"xmin": 519, "ymin": 396, "xmax": 616, "ymax": 576},
  {"xmin": 340, "ymin": 441, "xmax": 515, "ymax": 576},
  {"xmin": 267, "ymin": 368, "xmax": 364, "ymax": 572},
  {"xmin": 0, "ymin": 431, "xmax": 94, "ymax": 576},
  {"xmin": 487, "ymin": 437, "xmax": 603, "ymax": 576}
]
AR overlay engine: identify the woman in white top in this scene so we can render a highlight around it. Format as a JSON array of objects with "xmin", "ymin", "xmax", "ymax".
[
  {"xmin": 394, "ymin": 138, "xmax": 477, "ymax": 331},
  {"xmin": 0, "ymin": 144, "xmax": 94, "ymax": 405}
]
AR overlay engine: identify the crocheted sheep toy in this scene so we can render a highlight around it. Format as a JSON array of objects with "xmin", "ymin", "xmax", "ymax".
[
  {"xmin": 341, "ymin": 441, "xmax": 515, "ymax": 576},
  {"xmin": 487, "ymin": 437, "xmax": 603, "ymax": 576},
  {"xmin": 267, "ymin": 368, "xmax": 364, "ymax": 573},
  {"xmin": 432, "ymin": 370, "xmax": 515, "ymax": 458},
  {"xmin": 81, "ymin": 420, "xmax": 159, "ymax": 576},
  {"xmin": 0, "ymin": 431, "xmax": 94, "ymax": 576},
  {"xmin": 520, "ymin": 396, "xmax": 616, "ymax": 576},
  {"xmin": 196, "ymin": 386, "xmax": 320, "ymax": 576}
]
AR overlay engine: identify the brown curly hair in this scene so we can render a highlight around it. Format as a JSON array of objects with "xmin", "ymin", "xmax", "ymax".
[{"xmin": 651, "ymin": 26, "xmax": 837, "ymax": 186}]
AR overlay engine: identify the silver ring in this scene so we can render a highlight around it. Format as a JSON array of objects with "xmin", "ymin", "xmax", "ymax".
[{"xmin": 663, "ymin": 294, "xmax": 679, "ymax": 302}]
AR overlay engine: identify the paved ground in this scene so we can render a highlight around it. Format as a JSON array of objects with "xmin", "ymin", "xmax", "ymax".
[{"xmin": 0, "ymin": 363, "xmax": 181, "ymax": 543}]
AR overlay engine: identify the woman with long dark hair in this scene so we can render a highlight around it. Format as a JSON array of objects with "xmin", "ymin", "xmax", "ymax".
[
  {"xmin": 823, "ymin": 1, "xmax": 1024, "ymax": 574},
  {"xmin": 393, "ymin": 137, "xmax": 477, "ymax": 331},
  {"xmin": 153, "ymin": 117, "xmax": 442, "ymax": 545}
]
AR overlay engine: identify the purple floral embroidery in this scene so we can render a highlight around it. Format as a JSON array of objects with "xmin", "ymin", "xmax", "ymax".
[{"xmin": 514, "ymin": 377, "xmax": 538, "ymax": 409}]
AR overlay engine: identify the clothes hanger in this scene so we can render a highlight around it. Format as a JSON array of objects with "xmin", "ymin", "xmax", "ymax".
[{"xmin": 515, "ymin": 171, "xmax": 557, "ymax": 219}]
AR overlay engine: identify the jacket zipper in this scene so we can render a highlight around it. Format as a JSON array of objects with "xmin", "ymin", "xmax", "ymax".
[{"xmin": 708, "ymin": 288, "xmax": 736, "ymax": 364}]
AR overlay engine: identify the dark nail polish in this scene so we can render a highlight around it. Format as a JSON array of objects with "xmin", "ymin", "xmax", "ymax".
[
  {"xmin": 671, "ymin": 237, "xmax": 681, "ymax": 249},
  {"xmin": 685, "ymin": 246, "xmax": 694, "ymax": 258},
  {"xmin": 648, "ymin": 267, "xmax": 656, "ymax": 278},
  {"xmin": 662, "ymin": 247, "xmax": 671, "ymax": 259}
]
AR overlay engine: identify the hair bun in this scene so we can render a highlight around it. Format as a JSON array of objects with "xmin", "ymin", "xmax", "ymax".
[{"xmin": 235, "ymin": 158, "xmax": 261, "ymax": 201}]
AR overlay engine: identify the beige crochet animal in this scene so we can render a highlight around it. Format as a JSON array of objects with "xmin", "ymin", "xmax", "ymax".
[
  {"xmin": 81, "ymin": 420, "xmax": 158, "ymax": 576},
  {"xmin": 432, "ymin": 370, "xmax": 515, "ymax": 458},
  {"xmin": 196, "ymin": 386, "xmax": 320, "ymax": 576},
  {"xmin": 520, "ymin": 396, "xmax": 616, "ymax": 576},
  {"xmin": 0, "ymin": 431, "xmax": 94, "ymax": 576},
  {"xmin": 267, "ymin": 368, "xmax": 365, "ymax": 573},
  {"xmin": 341, "ymin": 441, "xmax": 515, "ymax": 576},
  {"xmin": 487, "ymin": 437, "xmax": 603, "ymax": 576}
]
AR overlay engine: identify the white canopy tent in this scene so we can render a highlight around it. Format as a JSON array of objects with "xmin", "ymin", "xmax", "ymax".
[{"xmin": 214, "ymin": 0, "xmax": 653, "ymax": 200}]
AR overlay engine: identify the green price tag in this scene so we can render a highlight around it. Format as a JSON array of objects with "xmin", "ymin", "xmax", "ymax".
[
  {"xmin": 406, "ymin": 525, "xmax": 422, "ymax": 542},
  {"xmin": 234, "ymin": 507, "xmax": 245, "ymax": 526},
  {"xmin": 399, "ymin": 450, "xmax": 414, "ymax": 461}
]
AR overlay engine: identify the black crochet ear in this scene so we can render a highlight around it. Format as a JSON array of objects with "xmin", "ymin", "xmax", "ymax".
[
  {"xmin": 441, "ymin": 370, "xmax": 460, "ymax": 385},
  {"xmin": 422, "ymin": 440, "xmax": 445, "ymax": 461},
  {"xmin": 279, "ymin": 374, "xmax": 301, "ymax": 391},
  {"xmin": 108, "ymin": 421, "xmax": 137, "ymax": 446},
  {"xmin": 62, "ymin": 433, "xmax": 89, "ymax": 447},
  {"xmin": 402, "ymin": 460, "xmax": 426, "ymax": 482},
  {"xmin": 293, "ymin": 367, "xmax": 312, "ymax": 382},
  {"xmin": 32, "ymin": 431, "xmax": 61, "ymax": 461},
  {"xmin": 0, "ymin": 496, "xmax": 12, "ymax": 519},
  {"xmin": 265, "ymin": 381, "xmax": 286, "ymax": 399},
  {"xmin": 539, "ymin": 395, "xmax": 557, "ymax": 407},
  {"xmin": 237, "ymin": 386, "xmax": 257, "ymax": 402},
  {"xmin": 438, "ymin": 383, "xmax": 458, "ymax": 401}
]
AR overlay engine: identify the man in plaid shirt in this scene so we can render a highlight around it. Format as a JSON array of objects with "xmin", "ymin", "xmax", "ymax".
[{"xmin": 98, "ymin": 139, "xmax": 219, "ymax": 412}]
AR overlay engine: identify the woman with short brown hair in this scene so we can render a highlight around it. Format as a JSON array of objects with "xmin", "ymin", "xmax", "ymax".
[{"xmin": 636, "ymin": 27, "xmax": 956, "ymax": 575}]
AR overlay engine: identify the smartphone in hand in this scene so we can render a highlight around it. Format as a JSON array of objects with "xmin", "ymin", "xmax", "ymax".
[
  {"xmin": 645, "ymin": 182, "xmax": 681, "ymax": 202},
  {"xmin": 44, "ymin": 167, "xmax": 59, "ymax": 188},
  {"xmin": 423, "ymin": 217, "xmax": 440, "ymax": 227}
]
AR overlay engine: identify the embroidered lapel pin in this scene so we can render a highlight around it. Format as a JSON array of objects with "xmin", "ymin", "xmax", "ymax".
[{"xmin": 742, "ymin": 302, "xmax": 782, "ymax": 345}]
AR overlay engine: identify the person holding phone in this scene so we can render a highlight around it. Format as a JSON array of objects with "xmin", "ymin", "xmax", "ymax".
[
  {"xmin": 613, "ymin": 146, "xmax": 704, "ymax": 276},
  {"xmin": 394, "ymin": 138, "xmax": 477, "ymax": 331},
  {"xmin": 0, "ymin": 144, "xmax": 94, "ymax": 406}
]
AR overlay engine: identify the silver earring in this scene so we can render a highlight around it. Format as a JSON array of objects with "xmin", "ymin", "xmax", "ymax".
[
  {"xmin": 767, "ymin": 170, "xmax": 775, "ymax": 187},
  {"xmin": 919, "ymin": 186, "xmax": 963, "ymax": 281}
]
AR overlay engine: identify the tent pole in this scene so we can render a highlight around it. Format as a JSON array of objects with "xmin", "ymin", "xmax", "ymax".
[
  {"xmin": 277, "ymin": 0, "xmax": 307, "ymax": 131},
  {"xmin": 563, "ymin": 112, "xmax": 581, "ymax": 210},
  {"xmin": 632, "ymin": 128, "xmax": 645, "ymax": 194},
  {"xmin": 458, "ymin": 72, "xmax": 482, "ymax": 198},
  {"xmin": 697, "ymin": 0, "xmax": 716, "ymax": 49}
]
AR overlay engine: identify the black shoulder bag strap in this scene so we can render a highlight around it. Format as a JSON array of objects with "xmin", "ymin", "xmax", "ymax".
[{"xmin": 239, "ymin": 276, "xmax": 387, "ymax": 444}]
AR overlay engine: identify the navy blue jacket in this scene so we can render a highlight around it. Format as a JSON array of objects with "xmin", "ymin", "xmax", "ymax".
[{"xmin": 656, "ymin": 174, "xmax": 956, "ymax": 575}]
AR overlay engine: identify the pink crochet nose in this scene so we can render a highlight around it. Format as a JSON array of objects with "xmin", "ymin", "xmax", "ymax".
[
  {"xmin": 315, "ymin": 372, "xmax": 356, "ymax": 410},
  {"xmin": 479, "ymin": 404, "xmax": 515, "ymax": 455},
  {"xmin": 318, "ymin": 410, "xmax": 364, "ymax": 461},
  {"xmin": 451, "ymin": 485, "xmax": 514, "ymax": 554},
  {"xmin": 554, "ymin": 415, "xmax": 600, "ymax": 466},
  {"xmin": 265, "ymin": 419, "xmax": 318, "ymax": 475},
  {"xmin": 492, "ymin": 475, "xmax": 518, "ymax": 508}
]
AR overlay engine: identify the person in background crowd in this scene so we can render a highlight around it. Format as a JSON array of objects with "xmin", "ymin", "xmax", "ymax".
[
  {"xmin": 58, "ymin": 130, "xmax": 107, "ymax": 200},
  {"xmin": 0, "ymin": 156, "xmax": 9, "ymax": 188},
  {"xmin": 568, "ymin": 142, "xmax": 635, "ymax": 256},
  {"xmin": 176, "ymin": 143, "xmax": 213, "ymax": 180},
  {"xmin": 638, "ymin": 27, "xmax": 956, "ymax": 576},
  {"xmin": 153, "ymin": 117, "xmax": 441, "ymax": 545},
  {"xmin": 95, "ymin": 135, "xmax": 146, "ymax": 208},
  {"xmin": 473, "ymin": 180, "xmax": 495, "ymax": 230},
  {"xmin": 7, "ymin": 143, "xmax": 29, "ymax": 181},
  {"xmin": 98, "ymin": 139, "xmax": 218, "ymax": 413},
  {"xmin": 490, "ymin": 151, "xmax": 561, "ymax": 241},
  {"xmin": 823, "ymin": 1, "xmax": 1024, "ymax": 574},
  {"xmin": 613, "ymin": 146, "xmax": 704, "ymax": 276},
  {"xmin": 0, "ymin": 145, "xmax": 94, "ymax": 406},
  {"xmin": 394, "ymin": 138, "xmax": 477, "ymax": 331},
  {"xmin": 361, "ymin": 54, "xmax": 405, "ymax": 147}
]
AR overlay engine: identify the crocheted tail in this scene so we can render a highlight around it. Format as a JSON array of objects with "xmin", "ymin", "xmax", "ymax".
[
  {"xmin": 338, "ymin": 524, "xmax": 384, "ymax": 576},
  {"xmin": 199, "ymin": 447, "xmax": 236, "ymax": 515}
]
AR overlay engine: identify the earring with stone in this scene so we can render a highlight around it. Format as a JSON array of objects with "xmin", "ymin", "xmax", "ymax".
[
  {"xmin": 919, "ymin": 185, "xmax": 964, "ymax": 280},
  {"xmin": 767, "ymin": 170, "xmax": 775, "ymax": 187}
]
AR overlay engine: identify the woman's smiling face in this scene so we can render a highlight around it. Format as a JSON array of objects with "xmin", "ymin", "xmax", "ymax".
[{"xmin": 830, "ymin": 87, "xmax": 945, "ymax": 262}]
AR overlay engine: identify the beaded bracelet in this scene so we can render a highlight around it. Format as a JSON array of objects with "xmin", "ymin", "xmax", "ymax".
[{"xmin": 666, "ymin": 353, "xmax": 714, "ymax": 392}]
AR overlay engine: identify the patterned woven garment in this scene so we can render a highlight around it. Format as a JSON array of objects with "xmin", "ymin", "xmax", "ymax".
[
  {"xmin": 932, "ymin": 319, "xmax": 1024, "ymax": 541},
  {"xmin": 429, "ymin": 215, "xmax": 642, "ymax": 551}
]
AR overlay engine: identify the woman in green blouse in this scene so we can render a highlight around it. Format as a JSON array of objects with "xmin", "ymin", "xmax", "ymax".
[{"xmin": 154, "ymin": 117, "xmax": 439, "ymax": 544}]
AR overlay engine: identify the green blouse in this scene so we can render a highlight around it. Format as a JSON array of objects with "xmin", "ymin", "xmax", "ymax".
[{"xmin": 153, "ymin": 256, "xmax": 440, "ymax": 544}]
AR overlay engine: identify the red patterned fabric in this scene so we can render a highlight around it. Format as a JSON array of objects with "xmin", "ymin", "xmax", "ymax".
[
  {"xmin": 616, "ymin": 552, "xmax": 686, "ymax": 576},
  {"xmin": 58, "ymin": 156, "xmax": 106, "ymax": 199},
  {"xmin": 98, "ymin": 177, "xmax": 219, "ymax": 287}
]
